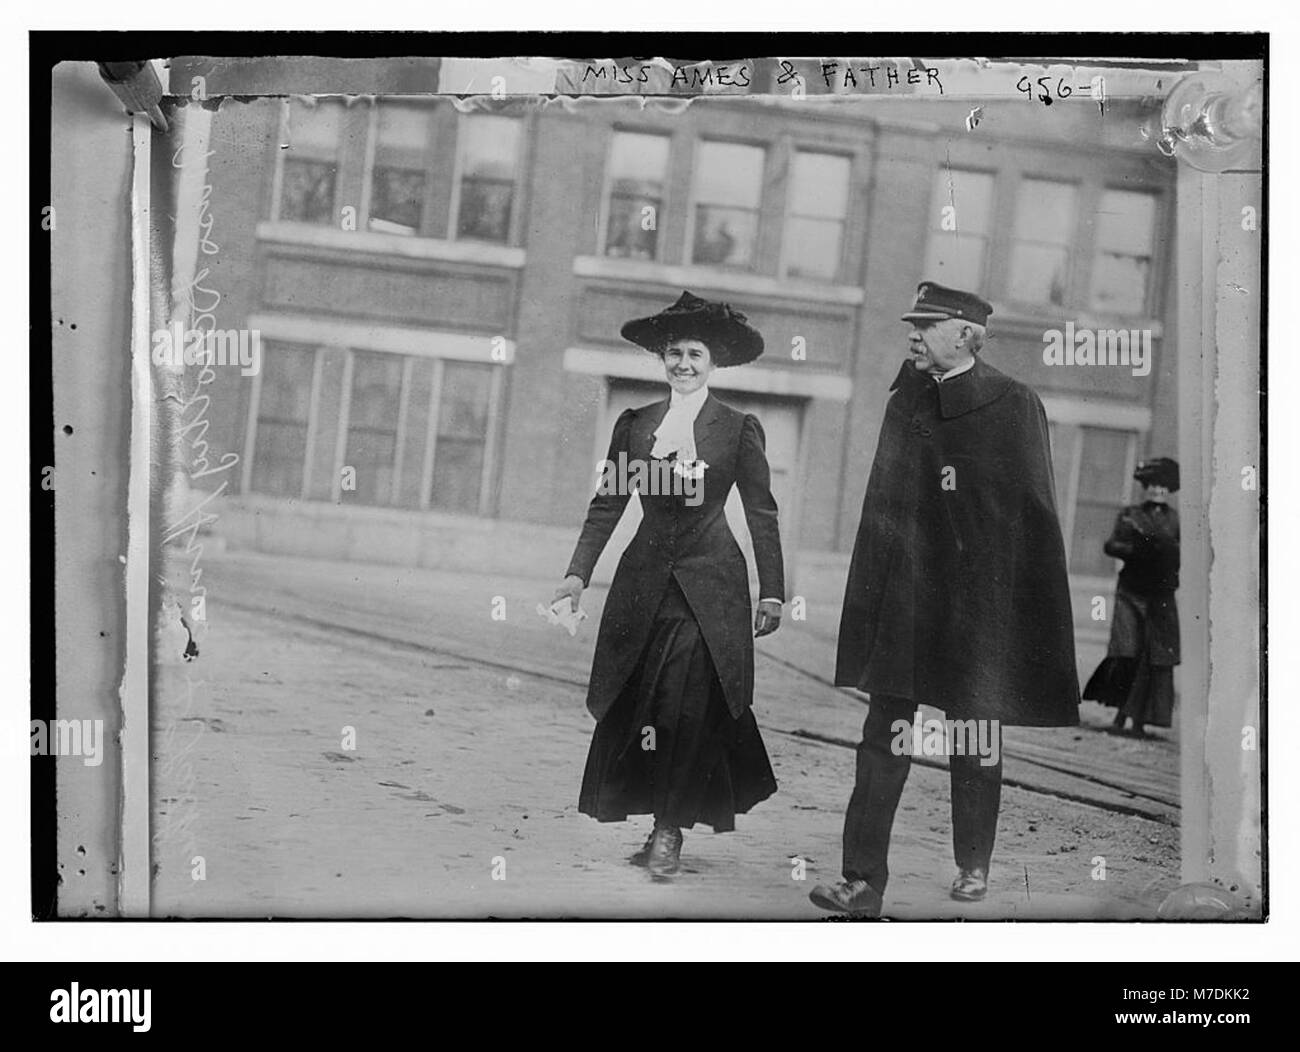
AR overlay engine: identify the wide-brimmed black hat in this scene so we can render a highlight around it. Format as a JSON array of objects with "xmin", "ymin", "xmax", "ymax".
[
  {"xmin": 1134, "ymin": 457, "xmax": 1180, "ymax": 492},
  {"xmin": 620, "ymin": 291, "xmax": 764, "ymax": 367}
]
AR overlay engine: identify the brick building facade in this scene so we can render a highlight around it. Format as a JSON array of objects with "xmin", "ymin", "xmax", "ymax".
[{"xmin": 182, "ymin": 91, "xmax": 1178, "ymax": 632}]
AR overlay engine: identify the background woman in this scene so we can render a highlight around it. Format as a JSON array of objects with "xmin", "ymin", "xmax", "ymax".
[
  {"xmin": 554, "ymin": 291, "xmax": 786, "ymax": 878},
  {"xmin": 1083, "ymin": 457, "xmax": 1181, "ymax": 737}
]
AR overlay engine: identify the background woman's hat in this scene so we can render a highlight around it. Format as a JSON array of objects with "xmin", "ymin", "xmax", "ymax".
[
  {"xmin": 1134, "ymin": 457, "xmax": 1180, "ymax": 492},
  {"xmin": 621, "ymin": 290, "xmax": 764, "ymax": 367}
]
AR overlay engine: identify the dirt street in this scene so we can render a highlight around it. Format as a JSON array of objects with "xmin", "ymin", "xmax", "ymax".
[{"xmin": 151, "ymin": 551, "xmax": 1180, "ymax": 919}]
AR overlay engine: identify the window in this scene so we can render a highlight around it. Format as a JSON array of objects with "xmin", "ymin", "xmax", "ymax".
[
  {"xmin": 455, "ymin": 116, "xmax": 522, "ymax": 243},
  {"xmin": 248, "ymin": 347, "xmax": 500, "ymax": 513},
  {"xmin": 690, "ymin": 141, "xmax": 765, "ymax": 268},
  {"xmin": 1071, "ymin": 427, "xmax": 1137, "ymax": 577},
  {"xmin": 1091, "ymin": 189, "xmax": 1158, "ymax": 316},
  {"xmin": 368, "ymin": 103, "xmax": 432, "ymax": 235},
  {"xmin": 923, "ymin": 168, "xmax": 995, "ymax": 290},
  {"xmin": 430, "ymin": 362, "xmax": 494, "ymax": 512},
  {"xmin": 250, "ymin": 343, "xmax": 316, "ymax": 496},
  {"xmin": 1008, "ymin": 178, "xmax": 1078, "ymax": 306},
  {"xmin": 280, "ymin": 101, "xmax": 342, "ymax": 224},
  {"xmin": 783, "ymin": 151, "xmax": 851, "ymax": 281},
  {"xmin": 603, "ymin": 131, "xmax": 670, "ymax": 260},
  {"xmin": 344, "ymin": 352, "xmax": 404, "ymax": 503},
  {"xmin": 1049, "ymin": 423, "xmax": 1139, "ymax": 578}
]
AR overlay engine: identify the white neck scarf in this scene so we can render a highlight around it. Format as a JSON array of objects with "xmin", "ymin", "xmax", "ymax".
[{"xmin": 651, "ymin": 385, "xmax": 710, "ymax": 461}]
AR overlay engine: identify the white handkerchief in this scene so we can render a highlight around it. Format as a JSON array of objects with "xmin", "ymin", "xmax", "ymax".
[{"xmin": 537, "ymin": 599, "xmax": 588, "ymax": 637}]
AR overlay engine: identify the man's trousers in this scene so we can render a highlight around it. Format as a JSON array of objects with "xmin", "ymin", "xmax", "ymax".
[{"xmin": 841, "ymin": 694, "xmax": 1003, "ymax": 893}]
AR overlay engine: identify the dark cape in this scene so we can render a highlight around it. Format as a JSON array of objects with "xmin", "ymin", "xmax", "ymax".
[{"xmin": 835, "ymin": 358, "xmax": 1080, "ymax": 728}]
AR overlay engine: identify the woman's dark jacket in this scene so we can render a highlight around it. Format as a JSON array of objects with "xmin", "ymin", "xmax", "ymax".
[{"xmin": 566, "ymin": 393, "xmax": 785, "ymax": 721}]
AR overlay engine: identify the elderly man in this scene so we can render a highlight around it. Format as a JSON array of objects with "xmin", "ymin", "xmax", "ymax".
[{"xmin": 811, "ymin": 281, "xmax": 1080, "ymax": 916}]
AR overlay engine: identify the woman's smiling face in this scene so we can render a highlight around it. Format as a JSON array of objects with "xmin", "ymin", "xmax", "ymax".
[{"xmin": 662, "ymin": 337, "xmax": 714, "ymax": 395}]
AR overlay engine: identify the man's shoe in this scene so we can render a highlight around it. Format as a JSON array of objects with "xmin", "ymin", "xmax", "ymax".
[
  {"xmin": 950, "ymin": 868, "xmax": 988, "ymax": 902},
  {"xmin": 809, "ymin": 879, "xmax": 883, "ymax": 917},
  {"xmin": 647, "ymin": 826, "xmax": 683, "ymax": 877},
  {"xmin": 628, "ymin": 832, "xmax": 656, "ymax": 867}
]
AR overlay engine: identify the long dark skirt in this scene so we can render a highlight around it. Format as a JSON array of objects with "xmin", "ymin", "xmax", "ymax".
[
  {"xmin": 578, "ymin": 581, "xmax": 777, "ymax": 831},
  {"xmin": 1082, "ymin": 657, "xmax": 1175, "ymax": 728}
]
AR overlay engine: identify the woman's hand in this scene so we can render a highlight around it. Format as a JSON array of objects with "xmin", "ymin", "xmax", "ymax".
[
  {"xmin": 754, "ymin": 599, "xmax": 782, "ymax": 638},
  {"xmin": 554, "ymin": 574, "xmax": 585, "ymax": 613}
]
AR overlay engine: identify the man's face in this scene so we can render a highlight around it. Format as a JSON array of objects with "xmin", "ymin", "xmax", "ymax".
[
  {"xmin": 907, "ymin": 318, "xmax": 973, "ymax": 375},
  {"xmin": 1141, "ymin": 483, "xmax": 1170, "ymax": 504},
  {"xmin": 662, "ymin": 338, "xmax": 714, "ymax": 395}
]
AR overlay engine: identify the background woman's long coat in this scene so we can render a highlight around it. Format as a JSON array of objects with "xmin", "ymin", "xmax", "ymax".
[
  {"xmin": 566, "ymin": 394, "xmax": 785, "ymax": 722},
  {"xmin": 1101, "ymin": 502, "xmax": 1181, "ymax": 666},
  {"xmin": 835, "ymin": 358, "xmax": 1080, "ymax": 727}
]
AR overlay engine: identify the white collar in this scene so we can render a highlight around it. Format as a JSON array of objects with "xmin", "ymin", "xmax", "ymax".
[
  {"xmin": 668, "ymin": 384, "xmax": 711, "ymax": 418},
  {"xmin": 933, "ymin": 357, "xmax": 976, "ymax": 383},
  {"xmin": 651, "ymin": 384, "xmax": 710, "ymax": 460}
]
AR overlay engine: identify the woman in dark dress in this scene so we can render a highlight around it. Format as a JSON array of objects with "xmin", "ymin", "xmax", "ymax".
[
  {"xmin": 1082, "ymin": 457, "xmax": 1180, "ymax": 736},
  {"xmin": 553, "ymin": 292, "xmax": 786, "ymax": 877}
]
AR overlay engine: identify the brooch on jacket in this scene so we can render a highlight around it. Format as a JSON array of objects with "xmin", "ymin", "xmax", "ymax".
[{"xmin": 671, "ymin": 458, "xmax": 709, "ymax": 481}]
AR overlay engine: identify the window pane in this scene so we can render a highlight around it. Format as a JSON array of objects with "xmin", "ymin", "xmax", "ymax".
[
  {"xmin": 693, "ymin": 141, "xmax": 764, "ymax": 207},
  {"xmin": 1012, "ymin": 179, "xmax": 1077, "ymax": 245},
  {"xmin": 1074, "ymin": 427, "xmax": 1134, "ymax": 575},
  {"xmin": 251, "ymin": 344, "xmax": 316, "ymax": 497},
  {"xmin": 608, "ymin": 131, "xmax": 669, "ymax": 193},
  {"xmin": 606, "ymin": 196, "xmax": 660, "ymax": 259},
  {"xmin": 924, "ymin": 233, "xmax": 987, "ymax": 290},
  {"xmin": 457, "ymin": 180, "xmax": 513, "ymax": 242},
  {"xmin": 280, "ymin": 102, "xmax": 341, "ymax": 224},
  {"xmin": 1095, "ymin": 190, "xmax": 1157, "ymax": 255},
  {"xmin": 375, "ymin": 104, "xmax": 430, "ymax": 164},
  {"xmin": 1091, "ymin": 190, "xmax": 1157, "ymax": 315},
  {"xmin": 1072, "ymin": 501, "xmax": 1124, "ymax": 578},
  {"xmin": 430, "ymin": 363, "xmax": 493, "ymax": 512},
  {"xmin": 369, "ymin": 104, "xmax": 431, "ymax": 235},
  {"xmin": 1008, "ymin": 243, "xmax": 1070, "ymax": 306},
  {"xmin": 430, "ymin": 439, "xmax": 485, "ymax": 514},
  {"xmin": 924, "ymin": 169, "xmax": 994, "ymax": 287},
  {"xmin": 456, "ymin": 117, "xmax": 521, "ymax": 243},
  {"xmin": 932, "ymin": 169, "xmax": 995, "ymax": 235},
  {"xmin": 1009, "ymin": 181, "xmax": 1077, "ymax": 302},
  {"xmin": 344, "ymin": 352, "xmax": 403, "ymax": 505},
  {"xmin": 790, "ymin": 152, "xmax": 850, "ymax": 219},
  {"xmin": 692, "ymin": 206, "xmax": 758, "ymax": 267},
  {"xmin": 370, "ymin": 168, "xmax": 425, "ymax": 234},
  {"xmin": 1091, "ymin": 253, "xmax": 1152, "ymax": 315},
  {"xmin": 605, "ymin": 131, "xmax": 669, "ymax": 259},
  {"xmin": 281, "ymin": 159, "xmax": 336, "ymax": 224},
  {"xmin": 438, "ymin": 363, "xmax": 492, "ymax": 437},
  {"xmin": 784, "ymin": 216, "xmax": 843, "ymax": 280},
  {"xmin": 460, "ymin": 116, "xmax": 521, "ymax": 179},
  {"xmin": 287, "ymin": 100, "xmax": 342, "ymax": 159},
  {"xmin": 1077, "ymin": 427, "xmax": 1132, "ymax": 501}
]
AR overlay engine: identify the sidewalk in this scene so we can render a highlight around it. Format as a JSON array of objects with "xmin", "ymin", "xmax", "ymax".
[{"xmin": 150, "ymin": 550, "xmax": 1179, "ymax": 919}]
